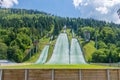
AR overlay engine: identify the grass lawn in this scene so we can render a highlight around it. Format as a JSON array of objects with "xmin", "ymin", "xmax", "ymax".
[{"xmin": 0, "ymin": 64, "xmax": 114, "ymax": 69}]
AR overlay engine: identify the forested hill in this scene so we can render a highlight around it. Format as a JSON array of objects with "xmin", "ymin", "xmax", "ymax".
[
  {"xmin": 0, "ymin": 8, "xmax": 120, "ymax": 63},
  {"xmin": 0, "ymin": 8, "xmax": 119, "ymax": 29}
]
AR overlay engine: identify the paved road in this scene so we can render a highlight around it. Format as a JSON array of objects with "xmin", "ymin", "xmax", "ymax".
[
  {"xmin": 35, "ymin": 45, "xmax": 49, "ymax": 64},
  {"xmin": 70, "ymin": 38, "xmax": 86, "ymax": 64},
  {"xmin": 46, "ymin": 33, "xmax": 69, "ymax": 64}
]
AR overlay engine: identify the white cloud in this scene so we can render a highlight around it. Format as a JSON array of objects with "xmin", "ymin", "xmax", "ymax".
[
  {"xmin": 73, "ymin": 0, "xmax": 82, "ymax": 8},
  {"xmin": 0, "ymin": 0, "xmax": 18, "ymax": 8},
  {"xmin": 73, "ymin": 0, "xmax": 120, "ymax": 24},
  {"xmin": 96, "ymin": 7, "xmax": 108, "ymax": 14}
]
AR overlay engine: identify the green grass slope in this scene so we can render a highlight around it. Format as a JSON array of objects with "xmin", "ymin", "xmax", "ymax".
[{"xmin": 82, "ymin": 41, "xmax": 96, "ymax": 62}]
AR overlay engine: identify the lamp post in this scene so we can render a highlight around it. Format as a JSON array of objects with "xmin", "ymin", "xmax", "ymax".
[
  {"xmin": 0, "ymin": 0, "xmax": 3, "ymax": 8},
  {"xmin": 117, "ymin": 8, "xmax": 120, "ymax": 19},
  {"xmin": 95, "ymin": 26, "xmax": 98, "ymax": 50},
  {"xmin": 109, "ymin": 50, "xmax": 112, "ymax": 66},
  {"xmin": 117, "ymin": 8, "xmax": 120, "ymax": 66}
]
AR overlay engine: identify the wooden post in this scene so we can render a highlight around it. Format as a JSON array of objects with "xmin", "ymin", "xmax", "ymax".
[
  {"xmin": 52, "ymin": 69, "xmax": 54, "ymax": 80},
  {"xmin": 0, "ymin": 69, "xmax": 2, "ymax": 80},
  {"xmin": 107, "ymin": 69, "xmax": 110, "ymax": 80},
  {"xmin": 118, "ymin": 69, "xmax": 120, "ymax": 80},
  {"xmin": 79, "ymin": 69, "xmax": 82, "ymax": 80},
  {"xmin": 25, "ymin": 69, "xmax": 28, "ymax": 80}
]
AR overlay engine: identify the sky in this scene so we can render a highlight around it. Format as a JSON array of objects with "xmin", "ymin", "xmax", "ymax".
[{"xmin": 1, "ymin": 0, "xmax": 120, "ymax": 24}]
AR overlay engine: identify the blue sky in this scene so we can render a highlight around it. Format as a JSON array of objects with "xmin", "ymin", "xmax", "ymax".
[
  {"xmin": 1, "ymin": 0, "xmax": 120, "ymax": 24},
  {"xmin": 13, "ymin": 0, "xmax": 80, "ymax": 18}
]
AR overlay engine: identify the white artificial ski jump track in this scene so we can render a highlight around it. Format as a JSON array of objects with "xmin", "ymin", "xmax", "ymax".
[
  {"xmin": 70, "ymin": 38, "xmax": 86, "ymax": 64},
  {"xmin": 46, "ymin": 33, "xmax": 69, "ymax": 64},
  {"xmin": 35, "ymin": 45, "xmax": 49, "ymax": 64}
]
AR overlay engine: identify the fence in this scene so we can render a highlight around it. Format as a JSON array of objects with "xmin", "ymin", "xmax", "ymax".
[{"xmin": 0, "ymin": 69, "xmax": 120, "ymax": 80}]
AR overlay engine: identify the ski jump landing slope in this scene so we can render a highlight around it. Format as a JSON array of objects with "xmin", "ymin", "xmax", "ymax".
[
  {"xmin": 70, "ymin": 38, "xmax": 86, "ymax": 64},
  {"xmin": 46, "ymin": 33, "xmax": 69, "ymax": 64},
  {"xmin": 35, "ymin": 45, "xmax": 49, "ymax": 64}
]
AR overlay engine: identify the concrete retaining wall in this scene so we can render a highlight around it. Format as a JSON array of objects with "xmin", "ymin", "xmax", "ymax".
[{"xmin": 0, "ymin": 69, "xmax": 120, "ymax": 80}]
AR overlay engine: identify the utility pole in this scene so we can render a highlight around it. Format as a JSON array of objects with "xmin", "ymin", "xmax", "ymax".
[
  {"xmin": 0, "ymin": 0, "xmax": 2, "ymax": 38},
  {"xmin": 77, "ymin": 24, "xmax": 78, "ymax": 37},
  {"xmin": 109, "ymin": 50, "xmax": 112, "ymax": 66},
  {"xmin": 0, "ymin": 0, "xmax": 3, "ymax": 8},
  {"xmin": 117, "ymin": 8, "xmax": 120, "ymax": 19},
  {"xmin": 95, "ymin": 26, "xmax": 98, "ymax": 50},
  {"xmin": 0, "ymin": 1, "xmax": 1, "ymax": 8}
]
